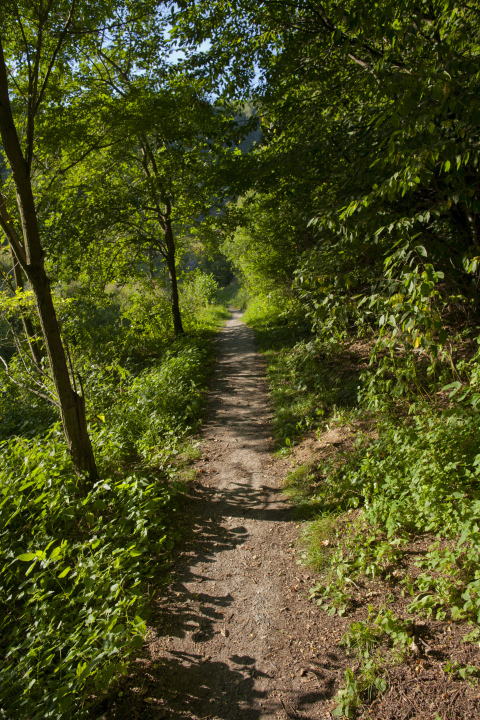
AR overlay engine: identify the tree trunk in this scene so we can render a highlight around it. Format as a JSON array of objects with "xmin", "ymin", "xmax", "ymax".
[
  {"xmin": 28, "ymin": 263, "xmax": 98, "ymax": 482},
  {"xmin": 139, "ymin": 139, "xmax": 185, "ymax": 337},
  {"xmin": 164, "ymin": 216, "xmax": 184, "ymax": 337},
  {"xmin": 0, "ymin": 42, "xmax": 98, "ymax": 483}
]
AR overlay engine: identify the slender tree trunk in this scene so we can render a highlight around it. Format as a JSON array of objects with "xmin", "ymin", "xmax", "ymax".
[
  {"xmin": 139, "ymin": 139, "xmax": 185, "ymax": 336},
  {"xmin": 164, "ymin": 216, "xmax": 184, "ymax": 336},
  {"xmin": 0, "ymin": 43, "xmax": 98, "ymax": 483},
  {"xmin": 28, "ymin": 263, "xmax": 98, "ymax": 481}
]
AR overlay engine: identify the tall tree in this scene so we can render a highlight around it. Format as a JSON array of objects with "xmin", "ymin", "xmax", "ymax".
[
  {"xmin": 174, "ymin": 0, "xmax": 480, "ymax": 343},
  {"xmin": 48, "ymin": 31, "xmax": 246, "ymax": 336},
  {"xmin": 0, "ymin": 0, "xmax": 162, "ymax": 482}
]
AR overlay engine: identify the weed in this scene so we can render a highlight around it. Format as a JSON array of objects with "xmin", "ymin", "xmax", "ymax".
[
  {"xmin": 310, "ymin": 577, "xmax": 353, "ymax": 617},
  {"xmin": 334, "ymin": 607, "xmax": 414, "ymax": 717},
  {"xmin": 444, "ymin": 660, "xmax": 480, "ymax": 683}
]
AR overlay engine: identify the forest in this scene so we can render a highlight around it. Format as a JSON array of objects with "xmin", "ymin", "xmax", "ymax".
[{"xmin": 2, "ymin": 1, "xmax": 480, "ymax": 718}]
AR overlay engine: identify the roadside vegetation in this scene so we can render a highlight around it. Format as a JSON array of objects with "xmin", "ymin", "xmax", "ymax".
[
  {"xmin": 0, "ymin": 269, "xmax": 230, "ymax": 719},
  {"xmin": 238, "ymin": 294, "xmax": 480, "ymax": 717}
]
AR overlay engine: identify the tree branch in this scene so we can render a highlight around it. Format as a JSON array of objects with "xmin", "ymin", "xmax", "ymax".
[
  {"xmin": 34, "ymin": 0, "xmax": 77, "ymax": 115},
  {"xmin": 0, "ymin": 352, "xmax": 57, "ymax": 405}
]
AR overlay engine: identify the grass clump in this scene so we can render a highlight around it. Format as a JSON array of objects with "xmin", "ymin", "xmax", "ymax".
[
  {"xmin": 299, "ymin": 514, "xmax": 337, "ymax": 570},
  {"xmin": 284, "ymin": 462, "xmax": 315, "ymax": 500}
]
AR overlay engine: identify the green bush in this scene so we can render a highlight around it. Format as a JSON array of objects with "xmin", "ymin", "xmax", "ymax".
[
  {"xmin": 117, "ymin": 284, "xmax": 173, "ymax": 353},
  {"xmin": 59, "ymin": 282, "xmax": 174, "ymax": 361},
  {"xmin": 93, "ymin": 339, "xmax": 212, "ymax": 465},
  {"xmin": 0, "ymin": 368, "xmax": 57, "ymax": 441},
  {"xmin": 0, "ymin": 428, "xmax": 184, "ymax": 719},
  {"xmin": 180, "ymin": 270, "xmax": 222, "ymax": 328}
]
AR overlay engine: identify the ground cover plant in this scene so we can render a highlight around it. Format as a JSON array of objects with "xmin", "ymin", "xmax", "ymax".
[
  {"xmin": 0, "ymin": 272, "xmax": 229, "ymax": 720},
  {"xmin": 241, "ymin": 289, "xmax": 480, "ymax": 718}
]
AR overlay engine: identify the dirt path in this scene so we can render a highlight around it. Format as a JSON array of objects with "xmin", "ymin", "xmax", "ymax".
[{"xmin": 109, "ymin": 310, "xmax": 344, "ymax": 720}]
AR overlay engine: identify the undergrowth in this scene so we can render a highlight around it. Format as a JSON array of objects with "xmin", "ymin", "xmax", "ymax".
[
  {"xmin": 0, "ymin": 274, "xmax": 227, "ymax": 719},
  {"xmin": 217, "ymin": 277, "xmax": 250, "ymax": 310},
  {"xmin": 243, "ymin": 293, "xmax": 360, "ymax": 444}
]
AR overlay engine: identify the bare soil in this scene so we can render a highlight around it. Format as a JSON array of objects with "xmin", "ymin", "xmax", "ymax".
[{"xmin": 102, "ymin": 310, "xmax": 480, "ymax": 720}]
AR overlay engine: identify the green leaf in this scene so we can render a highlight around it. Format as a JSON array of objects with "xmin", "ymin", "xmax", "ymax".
[
  {"xmin": 76, "ymin": 661, "xmax": 88, "ymax": 680},
  {"xmin": 442, "ymin": 381, "xmax": 461, "ymax": 397},
  {"xmin": 17, "ymin": 553, "xmax": 37, "ymax": 561}
]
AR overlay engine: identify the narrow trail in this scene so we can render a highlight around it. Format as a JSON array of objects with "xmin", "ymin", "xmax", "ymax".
[{"xmin": 115, "ymin": 311, "xmax": 343, "ymax": 720}]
